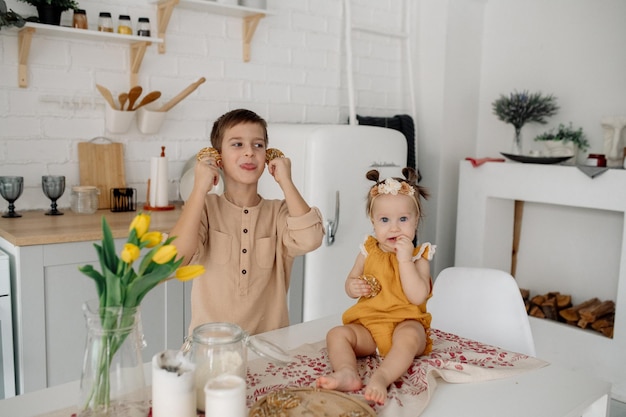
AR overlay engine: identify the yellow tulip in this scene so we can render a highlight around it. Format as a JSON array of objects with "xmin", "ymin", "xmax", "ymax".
[
  {"xmin": 140, "ymin": 231, "xmax": 162, "ymax": 248},
  {"xmin": 175, "ymin": 265, "xmax": 205, "ymax": 282},
  {"xmin": 121, "ymin": 243, "xmax": 140, "ymax": 264},
  {"xmin": 152, "ymin": 245, "xmax": 177, "ymax": 264},
  {"xmin": 129, "ymin": 213, "xmax": 151, "ymax": 238}
]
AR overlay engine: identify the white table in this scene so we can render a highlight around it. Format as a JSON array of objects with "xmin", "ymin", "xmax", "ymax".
[{"xmin": 0, "ymin": 315, "xmax": 612, "ymax": 417}]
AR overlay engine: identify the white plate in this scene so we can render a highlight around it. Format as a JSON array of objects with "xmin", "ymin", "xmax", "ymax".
[{"xmin": 179, "ymin": 156, "xmax": 224, "ymax": 201}]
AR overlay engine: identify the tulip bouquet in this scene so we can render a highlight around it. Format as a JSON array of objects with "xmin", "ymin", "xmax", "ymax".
[{"xmin": 78, "ymin": 213, "xmax": 204, "ymax": 415}]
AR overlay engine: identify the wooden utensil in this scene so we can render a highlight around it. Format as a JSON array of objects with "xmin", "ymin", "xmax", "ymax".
[
  {"xmin": 133, "ymin": 91, "xmax": 162, "ymax": 111},
  {"xmin": 118, "ymin": 93, "xmax": 128, "ymax": 111},
  {"xmin": 126, "ymin": 86, "xmax": 143, "ymax": 111},
  {"xmin": 77, "ymin": 137, "xmax": 126, "ymax": 209},
  {"xmin": 96, "ymin": 84, "xmax": 117, "ymax": 110},
  {"xmin": 158, "ymin": 77, "xmax": 206, "ymax": 112}
]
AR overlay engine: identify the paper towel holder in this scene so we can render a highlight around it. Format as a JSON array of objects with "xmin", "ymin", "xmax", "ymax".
[{"xmin": 144, "ymin": 146, "xmax": 176, "ymax": 211}]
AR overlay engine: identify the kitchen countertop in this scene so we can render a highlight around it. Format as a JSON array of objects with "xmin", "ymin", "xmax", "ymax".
[{"xmin": 0, "ymin": 204, "xmax": 183, "ymax": 246}]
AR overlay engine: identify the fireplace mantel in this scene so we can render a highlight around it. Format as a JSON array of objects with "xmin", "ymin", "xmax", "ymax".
[{"xmin": 455, "ymin": 160, "xmax": 626, "ymax": 400}]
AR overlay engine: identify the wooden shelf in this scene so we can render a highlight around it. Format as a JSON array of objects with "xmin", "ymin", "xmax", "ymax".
[
  {"xmin": 17, "ymin": 22, "xmax": 163, "ymax": 88},
  {"xmin": 153, "ymin": 0, "xmax": 271, "ymax": 60}
]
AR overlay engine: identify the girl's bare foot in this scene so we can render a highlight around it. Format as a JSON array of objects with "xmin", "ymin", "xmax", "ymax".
[
  {"xmin": 364, "ymin": 373, "xmax": 389, "ymax": 404},
  {"xmin": 316, "ymin": 368, "xmax": 363, "ymax": 392}
]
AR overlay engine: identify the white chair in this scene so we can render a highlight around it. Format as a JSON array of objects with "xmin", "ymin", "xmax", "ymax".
[{"xmin": 428, "ymin": 266, "xmax": 536, "ymax": 356}]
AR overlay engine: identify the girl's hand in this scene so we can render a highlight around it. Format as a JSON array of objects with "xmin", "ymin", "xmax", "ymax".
[
  {"xmin": 346, "ymin": 276, "xmax": 372, "ymax": 298},
  {"xmin": 395, "ymin": 235, "xmax": 415, "ymax": 263},
  {"xmin": 267, "ymin": 156, "xmax": 293, "ymax": 186}
]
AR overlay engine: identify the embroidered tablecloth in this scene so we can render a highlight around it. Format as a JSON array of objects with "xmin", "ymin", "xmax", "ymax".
[{"xmin": 246, "ymin": 328, "xmax": 548, "ymax": 417}]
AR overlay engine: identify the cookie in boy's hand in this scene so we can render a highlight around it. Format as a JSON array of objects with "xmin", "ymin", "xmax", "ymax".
[
  {"xmin": 359, "ymin": 274, "xmax": 381, "ymax": 297},
  {"xmin": 196, "ymin": 147, "xmax": 221, "ymax": 165},
  {"xmin": 265, "ymin": 148, "xmax": 285, "ymax": 164}
]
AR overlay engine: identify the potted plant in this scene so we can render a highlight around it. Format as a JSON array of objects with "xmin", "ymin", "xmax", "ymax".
[
  {"xmin": 0, "ymin": 0, "xmax": 27, "ymax": 30},
  {"xmin": 17, "ymin": 0, "xmax": 78, "ymax": 25},
  {"xmin": 534, "ymin": 122, "xmax": 589, "ymax": 160},
  {"xmin": 492, "ymin": 90, "xmax": 559, "ymax": 155}
]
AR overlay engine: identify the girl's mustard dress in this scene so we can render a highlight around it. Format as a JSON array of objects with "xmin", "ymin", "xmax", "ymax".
[{"xmin": 342, "ymin": 235, "xmax": 435, "ymax": 356}]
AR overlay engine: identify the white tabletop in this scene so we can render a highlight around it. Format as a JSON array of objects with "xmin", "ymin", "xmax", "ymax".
[{"xmin": 0, "ymin": 315, "xmax": 612, "ymax": 417}]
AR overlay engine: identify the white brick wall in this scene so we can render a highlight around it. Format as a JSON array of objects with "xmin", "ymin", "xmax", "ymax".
[{"xmin": 0, "ymin": 0, "xmax": 412, "ymax": 210}]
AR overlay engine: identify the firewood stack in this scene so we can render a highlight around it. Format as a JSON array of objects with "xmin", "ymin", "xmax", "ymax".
[{"xmin": 521, "ymin": 290, "xmax": 615, "ymax": 338}]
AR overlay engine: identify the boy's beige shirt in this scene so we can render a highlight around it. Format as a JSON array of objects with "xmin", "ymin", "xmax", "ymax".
[{"xmin": 189, "ymin": 193, "xmax": 324, "ymax": 335}]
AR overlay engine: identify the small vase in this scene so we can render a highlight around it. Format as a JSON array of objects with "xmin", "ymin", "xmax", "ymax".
[
  {"xmin": 78, "ymin": 300, "xmax": 149, "ymax": 417},
  {"xmin": 511, "ymin": 127, "xmax": 523, "ymax": 155},
  {"xmin": 36, "ymin": 5, "xmax": 64, "ymax": 25}
]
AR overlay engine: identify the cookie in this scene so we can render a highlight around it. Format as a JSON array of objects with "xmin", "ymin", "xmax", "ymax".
[
  {"xmin": 196, "ymin": 147, "xmax": 221, "ymax": 165},
  {"xmin": 266, "ymin": 148, "xmax": 285, "ymax": 163},
  {"xmin": 359, "ymin": 274, "xmax": 381, "ymax": 298}
]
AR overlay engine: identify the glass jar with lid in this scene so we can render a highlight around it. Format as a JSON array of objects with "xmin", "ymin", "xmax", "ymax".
[
  {"xmin": 117, "ymin": 15, "xmax": 132, "ymax": 35},
  {"xmin": 136, "ymin": 17, "xmax": 151, "ymax": 37},
  {"xmin": 97, "ymin": 12, "xmax": 113, "ymax": 32},
  {"xmin": 71, "ymin": 186, "xmax": 100, "ymax": 214},
  {"xmin": 72, "ymin": 9, "xmax": 88, "ymax": 29},
  {"xmin": 181, "ymin": 322, "xmax": 290, "ymax": 412}
]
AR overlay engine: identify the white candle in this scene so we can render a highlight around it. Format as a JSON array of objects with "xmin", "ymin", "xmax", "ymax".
[
  {"xmin": 152, "ymin": 350, "xmax": 196, "ymax": 417},
  {"xmin": 204, "ymin": 375, "xmax": 247, "ymax": 417}
]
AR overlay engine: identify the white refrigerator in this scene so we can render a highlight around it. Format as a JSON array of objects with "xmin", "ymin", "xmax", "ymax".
[{"xmin": 259, "ymin": 124, "xmax": 407, "ymax": 323}]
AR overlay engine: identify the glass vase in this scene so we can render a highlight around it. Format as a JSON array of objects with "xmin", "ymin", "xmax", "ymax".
[
  {"xmin": 78, "ymin": 300, "xmax": 149, "ymax": 417},
  {"xmin": 511, "ymin": 127, "xmax": 523, "ymax": 155}
]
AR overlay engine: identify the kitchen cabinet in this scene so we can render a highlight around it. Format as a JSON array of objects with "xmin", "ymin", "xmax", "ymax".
[
  {"xmin": 153, "ymin": 0, "xmax": 271, "ymax": 60},
  {"xmin": 17, "ymin": 23, "xmax": 163, "ymax": 88},
  {"xmin": 0, "ymin": 208, "xmax": 189, "ymax": 395}
]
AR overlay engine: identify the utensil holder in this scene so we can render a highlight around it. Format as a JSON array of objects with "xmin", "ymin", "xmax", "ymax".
[
  {"xmin": 137, "ymin": 104, "xmax": 167, "ymax": 134},
  {"xmin": 105, "ymin": 106, "xmax": 136, "ymax": 133},
  {"xmin": 110, "ymin": 188, "xmax": 137, "ymax": 212}
]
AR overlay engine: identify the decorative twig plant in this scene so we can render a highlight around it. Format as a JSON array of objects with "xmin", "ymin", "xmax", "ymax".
[{"xmin": 492, "ymin": 90, "xmax": 559, "ymax": 155}]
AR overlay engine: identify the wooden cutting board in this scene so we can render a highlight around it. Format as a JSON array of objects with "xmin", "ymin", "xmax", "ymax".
[{"xmin": 78, "ymin": 138, "xmax": 126, "ymax": 209}]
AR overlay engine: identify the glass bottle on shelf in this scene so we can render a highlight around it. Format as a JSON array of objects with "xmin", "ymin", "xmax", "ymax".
[
  {"xmin": 117, "ymin": 15, "xmax": 132, "ymax": 35},
  {"xmin": 136, "ymin": 17, "xmax": 151, "ymax": 37},
  {"xmin": 72, "ymin": 9, "xmax": 88, "ymax": 30},
  {"xmin": 97, "ymin": 12, "xmax": 113, "ymax": 32}
]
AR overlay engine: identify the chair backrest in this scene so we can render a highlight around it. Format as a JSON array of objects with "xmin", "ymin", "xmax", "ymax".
[{"xmin": 428, "ymin": 266, "xmax": 536, "ymax": 356}]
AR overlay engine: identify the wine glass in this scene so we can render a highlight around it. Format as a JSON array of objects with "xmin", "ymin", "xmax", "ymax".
[
  {"xmin": 42, "ymin": 175, "xmax": 65, "ymax": 216},
  {"xmin": 0, "ymin": 176, "xmax": 24, "ymax": 218}
]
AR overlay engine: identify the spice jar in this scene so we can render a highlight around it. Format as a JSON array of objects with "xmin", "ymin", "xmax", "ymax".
[
  {"xmin": 71, "ymin": 186, "xmax": 100, "ymax": 214},
  {"xmin": 72, "ymin": 9, "xmax": 88, "ymax": 29},
  {"xmin": 182, "ymin": 322, "xmax": 290, "ymax": 412},
  {"xmin": 585, "ymin": 153, "xmax": 607, "ymax": 167},
  {"xmin": 136, "ymin": 17, "xmax": 151, "ymax": 37},
  {"xmin": 117, "ymin": 15, "xmax": 132, "ymax": 35},
  {"xmin": 97, "ymin": 12, "xmax": 113, "ymax": 32}
]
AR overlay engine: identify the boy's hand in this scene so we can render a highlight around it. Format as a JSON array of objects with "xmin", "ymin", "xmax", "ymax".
[
  {"xmin": 194, "ymin": 158, "xmax": 220, "ymax": 193},
  {"xmin": 267, "ymin": 156, "xmax": 293, "ymax": 186}
]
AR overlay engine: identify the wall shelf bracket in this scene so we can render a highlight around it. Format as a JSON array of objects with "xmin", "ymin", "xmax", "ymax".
[
  {"xmin": 156, "ymin": 0, "xmax": 179, "ymax": 54},
  {"xmin": 130, "ymin": 41, "xmax": 151, "ymax": 87},
  {"xmin": 18, "ymin": 27, "xmax": 35, "ymax": 88},
  {"xmin": 243, "ymin": 13, "xmax": 263, "ymax": 62}
]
